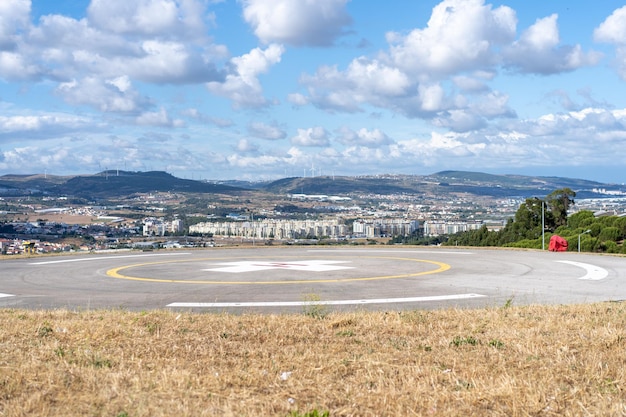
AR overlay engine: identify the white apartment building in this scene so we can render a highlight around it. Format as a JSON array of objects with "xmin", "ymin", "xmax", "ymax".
[
  {"xmin": 189, "ymin": 219, "xmax": 348, "ymax": 239},
  {"xmin": 423, "ymin": 220, "xmax": 483, "ymax": 236},
  {"xmin": 352, "ymin": 219, "xmax": 419, "ymax": 238},
  {"xmin": 143, "ymin": 218, "xmax": 184, "ymax": 236}
]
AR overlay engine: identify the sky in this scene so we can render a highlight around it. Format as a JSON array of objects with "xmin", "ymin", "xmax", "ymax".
[{"xmin": 1, "ymin": 1, "xmax": 626, "ymax": 184}]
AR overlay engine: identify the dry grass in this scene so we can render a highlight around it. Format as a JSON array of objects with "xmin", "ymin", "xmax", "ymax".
[{"xmin": 1, "ymin": 303, "xmax": 625, "ymax": 416}]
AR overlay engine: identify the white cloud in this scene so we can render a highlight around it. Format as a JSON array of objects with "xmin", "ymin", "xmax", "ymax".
[
  {"xmin": 298, "ymin": 59, "xmax": 412, "ymax": 113},
  {"xmin": 0, "ymin": 51, "xmax": 41, "ymax": 81},
  {"xmin": 595, "ymin": 6, "xmax": 626, "ymax": 80},
  {"xmin": 294, "ymin": 0, "xmax": 600, "ymax": 132},
  {"xmin": 207, "ymin": 44, "xmax": 284, "ymax": 108},
  {"xmin": 241, "ymin": 0, "xmax": 351, "ymax": 46},
  {"xmin": 136, "ymin": 107, "xmax": 179, "ymax": 126},
  {"xmin": 235, "ymin": 138, "xmax": 259, "ymax": 153},
  {"xmin": 227, "ymin": 153, "xmax": 283, "ymax": 169},
  {"xmin": 336, "ymin": 127, "xmax": 394, "ymax": 148},
  {"xmin": 0, "ymin": 1, "xmax": 225, "ymax": 85},
  {"xmin": 287, "ymin": 93, "xmax": 309, "ymax": 106},
  {"xmin": 291, "ymin": 127, "xmax": 330, "ymax": 147},
  {"xmin": 56, "ymin": 76, "xmax": 149, "ymax": 113},
  {"xmin": 0, "ymin": 113, "xmax": 94, "ymax": 138},
  {"xmin": 247, "ymin": 121, "xmax": 286, "ymax": 140},
  {"xmin": 0, "ymin": 0, "xmax": 30, "ymax": 49},
  {"xmin": 503, "ymin": 14, "xmax": 602, "ymax": 74},
  {"xmin": 87, "ymin": 0, "xmax": 207, "ymax": 39},
  {"xmin": 594, "ymin": 6, "xmax": 626, "ymax": 44},
  {"xmin": 418, "ymin": 83, "xmax": 445, "ymax": 112},
  {"xmin": 182, "ymin": 109, "xmax": 234, "ymax": 127},
  {"xmin": 433, "ymin": 110, "xmax": 487, "ymax": 132},
  {"xmin": 386, "ymin": 0, "xmax": 516, "ymax": 77},
  {"xmin": 294, "ymin": 1, "xmax": 522, "ymax": 119},
  {"xmin": 452, "ymin": 75, "xmax": 490, "ymax": 93}
]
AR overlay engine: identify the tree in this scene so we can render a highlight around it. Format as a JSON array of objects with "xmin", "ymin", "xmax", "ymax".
[
  {"xmin": 546, "ymin": 188, "xmax": 576, "ymax": 228},
  {"xmin": 506, "ymin": 197, "xmax": 551, "ymax": 240},
  {"xmin": 599, "ymin": 226, "xmax": 621, "ymax": 243},
  {"xmin": 614, "ymin": 216, "xmax": 626, "ymax": 240},
  {"xmin": 568, "ymin": 210, "xmax": 594, "ymax": 229}
]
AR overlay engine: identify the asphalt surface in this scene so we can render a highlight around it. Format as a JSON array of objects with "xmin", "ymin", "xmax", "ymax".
[{"xmin": 1, "ymin": 247, "xmax": 625, "ymax": 312}]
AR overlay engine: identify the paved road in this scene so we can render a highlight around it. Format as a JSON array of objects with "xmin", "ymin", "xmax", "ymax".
[{"xmin": 1, "ymin": 247, "xmax": 625, "ymax": 312}]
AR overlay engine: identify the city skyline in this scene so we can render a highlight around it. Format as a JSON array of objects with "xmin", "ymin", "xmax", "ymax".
[{"xmin": 1, "ymin": 1, "xmax": 626, "ymax": 183}]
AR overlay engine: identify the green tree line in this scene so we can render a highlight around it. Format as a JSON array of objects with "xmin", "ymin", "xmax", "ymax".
[{"xmin": 443, "ymin": 188, "xmax": 626, "ymax": 253}]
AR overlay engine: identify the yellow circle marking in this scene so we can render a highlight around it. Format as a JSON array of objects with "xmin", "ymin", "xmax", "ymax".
[{"xmin": 106, "ymin": 255, "xmax": 450, "ymax": 285}]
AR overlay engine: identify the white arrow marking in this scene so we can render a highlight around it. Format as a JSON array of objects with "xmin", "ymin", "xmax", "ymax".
[
  {"xmin": 556, "ymin": 261, "xmax": 609, "ymax": 280},
  {"xmin": 0, "ymin": 293, "xmax": 15, "ymax": 298},
  {"xmin": 167, "ymin": 293, "xmax": 485, "ymax": 308}
]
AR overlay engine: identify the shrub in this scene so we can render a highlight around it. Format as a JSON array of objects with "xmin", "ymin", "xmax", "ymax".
[{"xmin": 599, "ymin": 227, "xmax": 621, "ymax": 243}]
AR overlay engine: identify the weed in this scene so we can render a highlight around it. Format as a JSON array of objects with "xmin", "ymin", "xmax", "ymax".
[
  {"xmin": 54, "ymin": 346, "xmax": 66, "ymax": 358},
  {"xmin": 92, "ymin": 357, "xmax": 112, "ymax": 369},
  {"xmin": 389, "ymin": 337, "xmax": 408, "ymax": 350},
  {"xmin": 455, "ymin": 379, "xmax": 473, "ymax": 390},
  {"xmin": 289, "ymin": 409, "xmax": 330, "ymax": 417},
  {"xmin": 503, "ymin": 297, "xmax": 514, "ymax": 309},
  {"xmin": 599, "ymin": 378, "xmax": 619, "ymax": 394},
  {"xmin": 451, "ymin": 336, "xmax": 479, "ymax": 347},
  {"xmin": 145, "ymin": 322, "xmax": 161, "ymax": 335},
  {"xmin": 38, "ymin": 323, "xmax": 54, "ymax": 338},
  {"xmin": 302, "ymin": 293, "xmax": 328, "ymax": 319},
  {"xmin": 488, "ymin": 339, "xmax": 505, "ymax": 349}
]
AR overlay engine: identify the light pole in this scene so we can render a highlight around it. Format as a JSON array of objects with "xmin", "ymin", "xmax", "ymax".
[
  {"xmin": 541, "ymin": 200, "xmax": 546, "ymax": 250},
  {"xmin": 578, "ymin": 229, "xmax": 591, "ymax": 252}
]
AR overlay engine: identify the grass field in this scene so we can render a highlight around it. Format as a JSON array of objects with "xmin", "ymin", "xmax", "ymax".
[{"xmin": 1, "ymin": 302, "xmax": 625, "ymax": 416}]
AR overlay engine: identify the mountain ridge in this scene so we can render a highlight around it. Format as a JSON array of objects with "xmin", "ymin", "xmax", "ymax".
[{"xmin": 0, "ymin": 170, "xmax": 623, "ymax": 199}]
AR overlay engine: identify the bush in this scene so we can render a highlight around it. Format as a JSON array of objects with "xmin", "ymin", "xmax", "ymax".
[
  {"xmin": 599, "ymin": 227, "xmax": 621, "ymax": 243},
  {"xmin": 603, "ymin": 241, "xmax": 619, "ymax": 254},
  {"xmin": 505, "ymin": 239, "xmax": 542, "ymax": 249},
  {"xmin": 568, "ymin": 210, "xmax": 595, "ymax": 229}
]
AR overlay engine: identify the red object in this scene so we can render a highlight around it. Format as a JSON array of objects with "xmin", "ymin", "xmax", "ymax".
[{"xmin": 549, "ymin": 235, "xmax": 568, "ymax": 252}]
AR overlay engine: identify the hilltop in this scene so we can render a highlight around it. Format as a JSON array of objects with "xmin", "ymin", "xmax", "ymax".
[
  {"xmin": 0, "ymin": 170, "xmax": 243, "ymax": 199},
  {"xmin": 0, "ymin": 170, "xmax": 623, "ymax": 200},
  {"xmin": 259, "ymin": 171, "xmax": 621, "ymax": 199}
]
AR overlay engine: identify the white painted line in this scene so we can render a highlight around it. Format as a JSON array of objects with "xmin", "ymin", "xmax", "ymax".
[
  {"xmin": 556, "ymin": 261, "xmax": 609, "ymax": 280},
  {"xmin": 308, "ymin": 249, "xmax": 472, "ymax": 255},
  {"xmin": 167, "ymin": 293, "xmax": 485, "ymax": 308},
  {"xmin": 30, "ymin": 252, "xmax": 191, "ymax": 265},
  {"xmin": 0, "ymin": 293, "xmax": 15, "ymax": 299}
]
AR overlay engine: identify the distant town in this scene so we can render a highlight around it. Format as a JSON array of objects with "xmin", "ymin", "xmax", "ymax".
[{"xmin": 1, "ymin": 171, "xmax": 625, "ymax": 255}]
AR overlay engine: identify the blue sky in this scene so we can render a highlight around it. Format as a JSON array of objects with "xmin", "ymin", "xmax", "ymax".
[{"xmin": 1, "ymin": 0, "xmax": 626, "ymax": 183}]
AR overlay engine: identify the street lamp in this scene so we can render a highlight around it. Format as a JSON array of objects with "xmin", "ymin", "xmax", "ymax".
[
  {"xmin": 578, "ymin": 229, "xmax": 591, "ymax": 253},
  {"xmin": 538, "ymin": 198, "xmax": 547, "ymax": 250}
]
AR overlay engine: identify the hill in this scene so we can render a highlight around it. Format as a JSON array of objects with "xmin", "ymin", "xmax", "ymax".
[
  {"xmin": 260, "ymin": 171, "xmax": 622, "ymax": 199},
  {"xmin": 261, "ymin": 176, "xmax": 419, "ymax": 195},
  {"xmin": 0, "ymin": 170, "xmax": 623, "ymax": 199},
  {"xmin": 0, "ymin": 171, "xmax": 243, "ymax": 199}
]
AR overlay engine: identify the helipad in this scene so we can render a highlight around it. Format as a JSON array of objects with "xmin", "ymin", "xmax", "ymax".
[
  {"xmin": 0, "ymin": 247, "xmax": 624, "ymax": 311},
  {"xmin": 104, "ymin": 254, "xmax": 451, "ymax": 284}
]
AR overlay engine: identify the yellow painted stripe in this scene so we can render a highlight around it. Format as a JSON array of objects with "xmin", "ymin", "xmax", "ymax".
[{"xmin": 106, "ymin": 255, "xmax": 450, "ymax": 285}]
